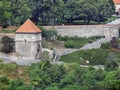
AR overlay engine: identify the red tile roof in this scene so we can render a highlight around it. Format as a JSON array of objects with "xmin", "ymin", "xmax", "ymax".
[
  {"xmin": 16, "ymin": 19, "xmax": 42, "ymax": 33},
  {"xmin": 113, "ymin": 0, "xmax": 120, "ymax": 4}
]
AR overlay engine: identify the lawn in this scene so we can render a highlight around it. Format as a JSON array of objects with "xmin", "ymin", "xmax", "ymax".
[{"xmin": 57, "ymin": 36, "xmax": 105, "ymax": 49}]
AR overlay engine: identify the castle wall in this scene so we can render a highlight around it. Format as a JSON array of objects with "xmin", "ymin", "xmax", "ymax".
[{"xmin": 44, "ymin": 25, "xmax": 120, "ymax": 39}]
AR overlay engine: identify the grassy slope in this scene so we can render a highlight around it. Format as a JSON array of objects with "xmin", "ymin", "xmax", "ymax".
[
  {"xmin": 0, "ymin": 61, "xmax": 30, "ymax": 83},
  {"xmin": 60, "ymin": 48, "xmax": 109, "ymax": 65}
]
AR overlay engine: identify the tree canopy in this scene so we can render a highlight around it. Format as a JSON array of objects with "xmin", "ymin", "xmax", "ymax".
[{"xmin": 0, "ymin": 0, "xmax": 115, "ymax": 26}]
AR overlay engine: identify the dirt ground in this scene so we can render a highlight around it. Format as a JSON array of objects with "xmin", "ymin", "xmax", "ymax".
[{"xmin": 42, "ymin": 40, "xmax": 65, "ymax": 49}]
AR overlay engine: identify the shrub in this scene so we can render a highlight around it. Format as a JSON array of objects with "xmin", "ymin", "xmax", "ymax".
[
  {"xmin": 57, "ymin": 35, "xmax": 69, "ymax": 41},
  {"xmin": 1, "ymin": 36, "xmax": 15, "ymax": 53},
  {"xmin": 101, "ymin": 43, "xmax": 111, "ymax": 49},
  {"xmin": 39, "ymin": 26, "xmax": 57, "ymax": 40},
  {"xmin": 105, "ymin": 60, "xmax": 119, "ymax": 71},
  {"xmin": 65, "ymin": 40, "xmax": 74, "ymax": 48},
  {"xmin": 0, "ymin": 75, "xmax": 9, "ymax": 84}
]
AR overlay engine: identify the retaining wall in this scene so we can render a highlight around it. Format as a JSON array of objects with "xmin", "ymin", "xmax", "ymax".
[{"xmin": 44, "ymin": 24, "xmax": 120, "ymax": 38}]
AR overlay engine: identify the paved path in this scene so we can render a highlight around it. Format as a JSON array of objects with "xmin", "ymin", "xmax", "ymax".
[
  {"xmin": 51, "ymin": 61, "xmax": 104, "ymax": 70},
  {"xmin": 80, "ymin": 38, "xmax": 110, "ymax": 50},
  {"xmin": 80, "ymin": 65, "xmax": 104, "ymax": 70}
]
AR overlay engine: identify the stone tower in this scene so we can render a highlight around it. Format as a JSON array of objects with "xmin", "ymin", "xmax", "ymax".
[{"xmin": 15, "ymin": 19, "xmax": 42, "ymax": 59}]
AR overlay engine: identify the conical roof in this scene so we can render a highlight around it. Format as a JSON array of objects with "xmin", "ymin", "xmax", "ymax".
[
  {"xmin": 16, "ymin": 19, "xmax": 42, "ymax": 33},
  {"xmin": 113, "ymin": 0, "xmax": 120, "ymax": 4}
]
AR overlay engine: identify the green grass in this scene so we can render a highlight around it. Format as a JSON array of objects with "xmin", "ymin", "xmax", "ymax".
[
  {"xmin": 64, "ymin": 39, "xmax": 89, "ymax": 48},
  {"xmin": 0, "ymin": 30, "xmax": 15, "ymax": 33},
  {"xmin": 58, "ymin": 36, "xmax": 105, "ymax": 48},
  {"xmin": 60, "ymin": 48, "xmax": 109, "ymax": 65}
]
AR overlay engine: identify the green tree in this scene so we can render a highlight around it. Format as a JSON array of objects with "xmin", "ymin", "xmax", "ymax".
[
  {"xmin": 80, "ymin": 2, "xmax": 98, "ymax": 24},
  {"xmin": 63, "ymin": 0, "xmax": 80, "ymax": 23},
  {"xmin": 30, "ymin": 60, "xmax": 66, "ymax": 90},
  {"xmin": 0, "ymin": 0, "xmax": 12, "ymax": 28},
  {"xmin": 32, "ymin": 0, "xmax": 64, "ymax": 25},
  {"xmin": 9, "ymin": 0, "xmax": 33, "ymax": 25},
  {"xmin": 40, "ymin": 26, "xmax": 57, "ymax": 40},
  {"xmin": 95, "ymin": 0, "xmax": 115, "ymax": 23}
]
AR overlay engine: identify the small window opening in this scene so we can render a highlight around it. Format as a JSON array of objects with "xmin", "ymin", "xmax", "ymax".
[{"xmin": 24, "ymin": 39, "xmax": 27, "ymax": 44}]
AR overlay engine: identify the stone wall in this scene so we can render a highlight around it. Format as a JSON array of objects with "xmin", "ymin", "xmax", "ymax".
[{"xmin": 44, "ymin": 24, "xmax": 120, "ymax": 38}]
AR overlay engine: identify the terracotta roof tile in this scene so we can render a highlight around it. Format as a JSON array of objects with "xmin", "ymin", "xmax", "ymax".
[
  {"xmin": 16, "ymin": 19, "xmax": 42, "ymax": 33},
  {"xmin": 113, "ymin": 0, "xmax": 120, "ymax": 4}
]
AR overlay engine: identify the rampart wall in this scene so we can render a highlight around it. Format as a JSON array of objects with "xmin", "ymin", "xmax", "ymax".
[{"xmin": 44, "ymin": 24, "xmax": 120, "ymax": 38}]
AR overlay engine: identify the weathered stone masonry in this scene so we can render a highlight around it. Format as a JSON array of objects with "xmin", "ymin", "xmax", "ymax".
[{"xmin": 44, "ymin": 24, "xmax": 120, "ymax": 39}]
